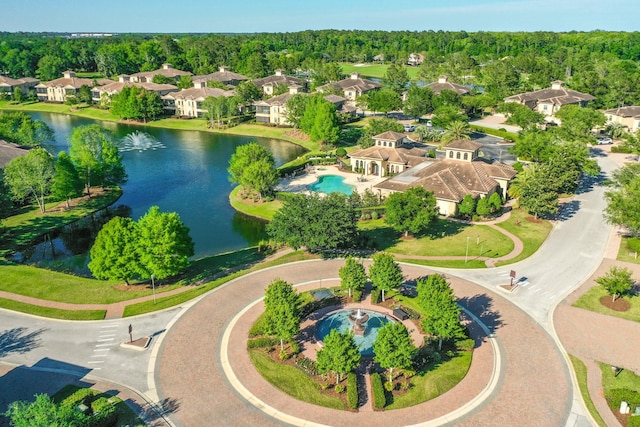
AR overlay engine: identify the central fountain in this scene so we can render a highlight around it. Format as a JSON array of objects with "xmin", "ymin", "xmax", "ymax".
[
  {"xmin": 348, "ymin": 308, "xmax": 370, "ymax": 335},
  {"xmin": 118, "ymin": 130, "xmax": 165, "ymax": 152}
]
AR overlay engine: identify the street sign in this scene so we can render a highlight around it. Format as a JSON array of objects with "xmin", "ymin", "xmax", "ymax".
[
  {"xmin": 510, "ymin": 270, "xmax": 516, "ymax": 278},
  {"xmin": 128, "ymin": 324, "xmax": 133, "ymax": 343}
]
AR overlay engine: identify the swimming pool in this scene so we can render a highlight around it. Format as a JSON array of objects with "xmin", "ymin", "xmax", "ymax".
[{"xmin": 307, "ymin": 175, "xmax": 354, "ymax": 195}]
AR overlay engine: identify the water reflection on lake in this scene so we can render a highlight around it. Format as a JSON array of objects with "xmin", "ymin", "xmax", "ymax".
[{"xmin": 25, "ymin": 112, "xmax": 307, "ymax": 260}]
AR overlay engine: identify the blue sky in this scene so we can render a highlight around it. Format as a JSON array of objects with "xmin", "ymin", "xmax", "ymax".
[{"xmin": 6, "ymin": 0, "xmax": 640, "ymax": 33}]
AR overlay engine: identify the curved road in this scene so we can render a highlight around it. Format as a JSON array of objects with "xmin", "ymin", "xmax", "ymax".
[{"xmin": 0, "ymin": 151, "xmax": 618, "ymax": 426}]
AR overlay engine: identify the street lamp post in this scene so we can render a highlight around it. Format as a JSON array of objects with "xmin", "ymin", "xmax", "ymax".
[
  {"xmin": 151, "ymin": 274, "xmax": 156, "ymax": 304},
  {"xmin": 465, "ymin": 236, "xmax": 470, "ymax": 263}
]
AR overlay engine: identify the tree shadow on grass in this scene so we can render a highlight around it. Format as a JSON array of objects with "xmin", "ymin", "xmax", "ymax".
[{"xmin": 0, "ymin": 327, "xmax": 46, "ymax": 358}]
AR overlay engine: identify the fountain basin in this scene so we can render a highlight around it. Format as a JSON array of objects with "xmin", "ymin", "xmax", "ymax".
[{"xmin": 316, "ymin": 309, "xmax": 391, "ymax": 355}]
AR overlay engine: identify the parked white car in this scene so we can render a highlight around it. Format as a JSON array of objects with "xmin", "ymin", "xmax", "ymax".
[
  {"xmin": 404, "ymin": 124, "xmax": 415, "ymax": 132},
  {"xmin": 597, "ymin": 137, "xmax": 613, "ymax": 145}
]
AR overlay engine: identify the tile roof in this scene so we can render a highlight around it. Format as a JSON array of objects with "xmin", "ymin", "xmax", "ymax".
[
  {"xmin": 96, "ymin": 81, "xmax": 177, "ymax": 94},
  {"xmin": 163, "ymin": 87, "xmax": 234, "ymax": 101},
  {"xmin": 605, "ymin": 106, "xmax": 640, "ymax": 118},
  {"xmin": 504, "ymin": 81, "xmax": 595, "ymax": 105},
  {"xmin": 445, "ymin": 140, "xmax": 483, "ymax": 151},
  {"xmin": 373, "ymin": 131, "xmax": 406, "ymax": 141},
  {"xmin": 318, "ymin": 73, "xmax": 381, "ymax": 94},
  {"xmin": 426, "ymin": 78, "xmax": 470, "ymax": 95},
  {"xmin": 0, "ymin": 140, "xmax": 30, "ymax": 168},
  {"xmin": 0, "ymin": 76, "xmax": 39, "ymax": 86},
  {"xmin": 36, "ymin": 76, "xmax": 97, "ymax": 89},
  {"xmin": 253, "ymin": 92, "xmax": 294, "ymax": 106},
  {"xmin": 131, "ymin": 64, "xmax": 192, "ymax": 79},
  {"xmin": 375, "ymin": 158, "xmax": 516, "ymax": 203},
  {"xmin": 252, "ymin": 73, "xmax": 305, "ymax": 88},
  {"xmin": 348, "ymin": 144, "xmax": 428, "ymax": 166},
  {"xmin": 192, "ymin": 69, "xmax": 248, "ymax": 85}
]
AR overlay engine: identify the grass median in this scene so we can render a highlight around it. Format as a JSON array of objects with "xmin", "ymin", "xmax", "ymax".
[
  {"xmin": 494, "ymin": 207, "xmax": 552, "ymax": 266},
  {"xmin": 0, "ymin": 298, "xmax": 105, "ymax": 320},
  {"xmin": 568, "ymin": 355, "xmax": 607, "ymax": 427}
]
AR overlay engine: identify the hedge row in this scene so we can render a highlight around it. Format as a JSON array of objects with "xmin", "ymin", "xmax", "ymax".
[
  {"xmin": 611, "ymin": 145, "xmax": 635, "ymax": 153},
  {"xmin": 347, "ymin": 372, "xmax": 358, "ymax": 409},
  {"xmin": 469, "ymin": 124, "xmax": 518, "ymax": 141},
  {"xmin": 370, "ymin": 372, "xmax": 386, "ymax": 409},
  {"xmin": 370, "ymin": 288, "xmax": 382, "ymax": 304},
  {"xmin": 295, "ymin": 356, "xmax": 318, "ymax": 376},
  {"xmin": 247, "ymin": 337, "xmax": 281, "ymax": 348}
]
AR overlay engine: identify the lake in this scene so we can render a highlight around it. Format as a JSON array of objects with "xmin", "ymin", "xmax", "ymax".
[{"xmin": 27, "ymin": 112, "xmax": 307, "ymax": 259}]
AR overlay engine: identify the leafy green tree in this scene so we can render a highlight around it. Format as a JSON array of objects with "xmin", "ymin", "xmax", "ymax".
[
  {"xmin": 339, "ymin": 256, "xmax": 367, "ymax": 298},
  {"xmin": 384, "ymin": 186, "xmax": 438, "ymax": 237},
  {"xmin": 177, "ymin": 74, "xmax": 193, "ymax": 90},
  {"xmin": 517, "ymin": 165, "xmax": 559, "ymax": 219},
  {"xmin": 0, "ymin": 170, "xmax": 13, "ymax": 221},
  {"xmin": 316, "ymin": 329, "xmax": 361, "ymax": 384},
  {"xmin": 4, "ymin": 393, "xmax": 88, "ymax": 427},
  {"xmin": 441, "ymin": 120, "xmax": 471, "ymax": 143},
  {"xmin": 12, "ymin": 87, "xmax": 24, "ymax": 103},
  {"xmin": 555, "ymin": 105, "xmax": 606, "ymax": 140},
  {"xmin": 50, "ymin": 151, "xmax": 83, "ymax": 208},
  {"xmin": 285, "ymin": 93, "xmax": 310, "ymax": 129},
  {"xmin": 512, "ymin": 129, "xmax": 555, "ymax": 162},
  {"xmin": 77, "ymin": 85, "xmax": 92, "ymax": 104},
  {"xmin": 433, "ymin": 89, "xmax": 463, "ymax": 109},
  {"xmin": 403, "ymin": 84, "xmax": 434, "ymax": 118},
  {"xmin": 367, "ymin": 88, "xmax": 402, "ymax": 115},
  {"xmin": 35, "ymin": 54, "xmax": 65, "ymax": 81},
  {"xmin": 368, "ymin": 252, "xmax": 403, "ymax": 302},
  {"xmin": 234, "ymin": 80, "xmax": 263, "ymax": 105},
  {"xmin": 545, "ymin": 140, "xmax": 599, "ymax": 194},
  {"xmin": 373, "ymin": 322, "xmax": 415, "ymax": 383},
  {"xmin": 88, "ymin": 216, "xmax": 141, "ymax": 285},
  {"xmin": 202, "ymin": 96, "xmax": 237, "ymax": 128},
  {"xmin": 0, "ymin": 111, "xmax": 53, "ymax": 147},
  {"xmin": 136, "ymin": 206, "xmax": 194, "ymax": 280},
  {"xmin": 604, "ymin": 174, "xmax": 640, "ymax": 235},
  {"xmin": 310, "ymin": 101, "xmax": 340, "ymax": 145},
  {"xmin": 3, "ymin": 148, "xmax": 54, "ymax": 213},
  {"xmin": 152, "ymin": 74, "xmax": 173, "ymax": 84},
  {"xmin": 595, "ymin": 266, "xmax": 634, "ymax": 302},
  {"xmin": 433, "ymin": 104, "xmax": 468, "ymax": 128},
  {"xmin": 488, "ymin": 192, "xmax": 502, "ymax": 213},
  {"xmin": 69, "ymin": 124, "xmax": 127, "ymax": 195},
  {"xmin": 263, "ymin": 279, "xmax": 301, "ymax": 351},
  {"xmin": 475, "ymin": 197, "xmax": 491, "ymax": 216},
  {"xmin": 497, "ymin": 102, "xmax": 545, "ymax": 130},
  {"xmin": 458, "ymin": 194, "xmax": 476, "ymax": 219},
  {"xmin": 414, "ymin": 125, "xmax": 441, "ymax": 143},
  {"xmin": 417, "ymin": 275, "xmax": 465, "ymax": 350},
  {"xmin": 383, "ymin": 64, "xmax": 410, "ymax": 94},
  {"xmin": 267, "ymin": 192, "xmax": 359, "ymax": 251},
  {"xmin": 228, "ymin": 142, "xmax": 278, "ymax": 199}
]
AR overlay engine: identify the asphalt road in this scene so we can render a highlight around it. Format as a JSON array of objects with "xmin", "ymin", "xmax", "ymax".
[{"xmin": 0, "ymin": 150, "xmax": 617, "ymax": 426}]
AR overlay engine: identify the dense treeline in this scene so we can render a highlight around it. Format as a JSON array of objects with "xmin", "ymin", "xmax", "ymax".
[{"xmin": 1, "ymin": 30, "xmax": 639, "ymax": 107}]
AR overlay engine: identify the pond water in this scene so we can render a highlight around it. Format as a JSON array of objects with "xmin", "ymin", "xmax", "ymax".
[
  {"xmin": 24, "ymin": 112, "xmax": 307, "ymax": 260},
  {"xmin": 316, "ymin": 309, "xmax": 391, "ymax": 355},
  {"xmin": 307, "ymin": 175, "xmax": 354, "ymax": 195}
]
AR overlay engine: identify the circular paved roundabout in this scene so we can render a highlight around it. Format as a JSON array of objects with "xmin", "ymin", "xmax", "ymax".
[{"xmin": 155, "ymin": 260, "xmax": 572, "ymax": 426}]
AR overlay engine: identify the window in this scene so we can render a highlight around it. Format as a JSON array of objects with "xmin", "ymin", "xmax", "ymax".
[
  {"xmin": 456, "ymin": 152, "xmax": 461, "ymax": 159},
  {"xmin": 464, "ymin": 153, "xmax": 468, "ymax": 160},
  {"xmin": 449, "ymin": 151, "xmax": 453, "ymax": 158}
]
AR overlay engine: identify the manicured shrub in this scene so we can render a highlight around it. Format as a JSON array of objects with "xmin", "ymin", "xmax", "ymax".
[
  {"xmin": 456, "ymin": 338, "xmax": 476, "ymax": 351},
  {"xmin": 279, "ymin": 349, "xmax": 289, "ymax": 360},
  {"xmin": 295, "ymin": 357, "xmax": 318, "ymax": 376},
  {"xmin": 347, "ymin": 372, "xmax": 358, "ymax": 409},
  {"xmin": 371, "ymin": 372, "xmax": 386, "ymax": 409},
  {"xmin": 247, "ymin": 337, "xmax": 280, "ymax": 348},
  {"xmin": 627, "ymin": 237, "xmax": 640, "ymax": 254},
  {"xmin": 334, "ymin": 384, "xmax": 344, "ymax": 394},
  {"xmin": 60, "ymin": 388, "xmax": 96, "ymax": 408},
  {"xmin": 611, "ymin": 145, "xmax": 634, "ymax": 153},
  {"xmin": 89, "ymin": 397, "xmax": 117, "ymax": 427},
  {"xmin": 289, "ymin": 340, "xmax": 301, "ymax": 355},
  {"xmin": 512, "ymin": 162, "xmax": 524, "ymax": 172},
  {"xmin": 370, "ymin": 211, "xmax": 379, "ymax": 220},
  {"xmin": 370, "ymin": 288, "xmax": 382, "ymax": 304},
  {"xmin": 384, "ymin": 381, "xmax": 394, "ymax": 392},
  {"xmin": 469, "ymin": 124, "xmax": 518, "ymax": 141},
  {"xmin": 336, "ymin": 148, "xmax": 347, "ymax": 157},
  {"xmin": 352, "ymin": 289, "xmax": 363, "ymax": 302}
]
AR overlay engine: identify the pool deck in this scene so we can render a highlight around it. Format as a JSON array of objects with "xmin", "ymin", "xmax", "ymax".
[{"xmin": 274, "ymin": 165, "xmax": 386, "ymax": 195}]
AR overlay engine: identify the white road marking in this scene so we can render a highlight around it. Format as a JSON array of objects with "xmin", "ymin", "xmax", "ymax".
[
  {"xmin": 97, "ymin": 338, "xmax": 114, "ymax": 342},
  {"xmin": 95, "ymin": 343, "xmax": 113, "ymax": 347}
]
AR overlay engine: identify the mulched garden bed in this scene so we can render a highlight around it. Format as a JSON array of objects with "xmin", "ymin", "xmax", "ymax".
[{"xmin": 600, "ymin": 296, "xmax": 631, "ymax": 312}]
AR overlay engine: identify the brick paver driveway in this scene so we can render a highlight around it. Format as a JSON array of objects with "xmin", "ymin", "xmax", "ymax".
[{"xmin": 156, "ymin": 260, "xmax": 570, "ymax": 426}]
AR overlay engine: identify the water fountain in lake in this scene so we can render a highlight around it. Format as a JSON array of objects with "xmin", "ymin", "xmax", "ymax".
[{"xmin": 118, "ymin": 130, "xmax": 165, "ymax": 152}]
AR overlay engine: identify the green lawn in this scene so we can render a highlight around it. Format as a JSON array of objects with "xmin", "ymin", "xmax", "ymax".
[
  {"xmin": 0, "ymin": 188, "xmax": 122, "ymax": 257},
  {"xmin": 229, "ymin": 186, "xmax": 283, "ymax": 221},
  {"xmin": 617, "ymin": 236, "xmax": 640, "ymax": 264},
  {"xmin": 249, "ymin": 349, "xmax": 345, "ymax": 410},
  {"xmin": 0, "ymin": 297, "xmax": 105, "ymax": 320},
  {"xmin": 494, "ymin": 207, "xmax": 553, "ymax": 266},
  {"xmin": 339, "ymin": 63, "xmax": 420, "ymax": 80},
  {"xmin": 573, "ymin": 287, "xmax": 640, "ymax": 323},
  {"xmin": 396, "ymin": 258, "xmax": 487, "ymax": 269},
  {"xmin": 360, "ymin": 219, "xmax": 514, "ymax": 258},
  {"xmin": 569, "ymin": 355, "xmax": 607, "ymax": 427},
  {"xmin": 385, "ymin": 350, "xmax": 472, "ymax": 410}
]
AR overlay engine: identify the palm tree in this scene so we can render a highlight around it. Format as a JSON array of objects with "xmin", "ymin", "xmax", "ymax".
[
  {"xmin": 605, "ymin": 122, "xmax": 626, "ymax": 139},
  {"xmin": 441, "ymin": 120, "xmax": 471, "ymax": 143},
  {"xmin": 507, "ymin": 163, "xmax": 539, "ymax": 200}
]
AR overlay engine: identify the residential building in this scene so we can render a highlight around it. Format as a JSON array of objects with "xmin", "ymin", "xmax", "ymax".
[
  {"xmin": 34, "ymin": 71, "xmax": 106, "ymax": 103},
  {"xmin": 407, "ymin": 53, "xmax": 425, "ymax": 66},
  {"xmin": 162, "ymin": 87, "xmax": 235, "ymax": 118},
  {"xmin": 0, "ymin": 140, "xmax": 30, "ymax": 168},
  {"xmin": 504, "ymin": 80, "xmax": 595, "ymax": 120},
  {"xmin": 254, "ymin": 89, "xmax": 354, "ymax": 125},
  {"xmin": 91, "ymin": 76, "xmax": 177, "ymax": 103},
  {"xmin": 348, "ymin": 131, "xmax": 428, "ymax": 177},
  {"xmin": 426, "ymin": 75, "xmax": 470, "ymax": 95},
  {"xmin": 317, "ymin": 72, "xmax": 381, "ymax": 101},
  {"xmin": 192, "ymin": 66, "xmax": 249, "ymax": 88},
  {"xmin": 252, "ymin": 70, "xmax": 307, "ymax": 96},
  {"xmin": 604, "ymin": 106, "xmax": 640, "ymax": 133},
  {"xmin": 0, "ymin": 76, "xmax": 39, "ymax": 98},
  {"xmin": 125, "ymin": 63, "xmax": 192, "ymax": 84},
  {"xmin": 372, "ymin": 139, "xmax": 517, "ymax": 216}
]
